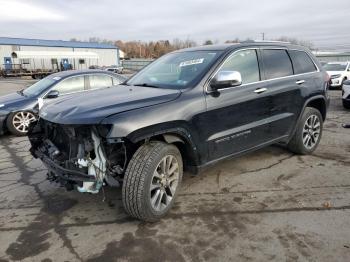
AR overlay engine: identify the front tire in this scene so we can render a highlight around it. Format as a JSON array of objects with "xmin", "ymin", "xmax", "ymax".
[
  {"xmin": 122, "ymin": 141, "xmax": 183, "ymax": 222},
  {"xmin": 6, "ymin": 111, "xmax": 36, "ymax": 136},
  {"xmin": 287, "ymin": 107, "xmax": 323, "ymax": 155}
]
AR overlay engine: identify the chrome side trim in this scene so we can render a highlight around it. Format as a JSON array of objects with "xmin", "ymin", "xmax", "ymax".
[{"xmin": 207, "ymin": 112, "xmax": 294, "ymax": 141}]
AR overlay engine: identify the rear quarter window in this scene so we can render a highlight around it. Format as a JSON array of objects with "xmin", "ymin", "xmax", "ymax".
[
  {"xmin": 261, "ymin": 49, "xmax": 293, "ymax": 79},
  {"xmin": 289, "ymin": 50, "xmax": 317, "ymax": 74}
]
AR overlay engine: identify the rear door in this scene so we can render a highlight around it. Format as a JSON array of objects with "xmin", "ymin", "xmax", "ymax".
[
  {"xmin": 287, "ymin": 49, "xmax": 319, "ymax": 127},
  {"xmin": 259, "ymin": 48, "xmax": 304, "ymax": 139}
]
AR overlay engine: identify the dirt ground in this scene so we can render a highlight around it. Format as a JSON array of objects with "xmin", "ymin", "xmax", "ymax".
[{"xmin": 0, "ymin": 78, "xmax": 349, "ymax": 262}]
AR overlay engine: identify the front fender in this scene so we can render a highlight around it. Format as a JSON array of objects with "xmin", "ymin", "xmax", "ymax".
[{"xmin": 108, "ymin": 120, "xmax": 202, "ymax": 166}]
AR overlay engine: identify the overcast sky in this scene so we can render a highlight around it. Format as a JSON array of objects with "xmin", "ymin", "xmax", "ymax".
[{"xmin": 0, "ymin": 0, "xmax": 349, "ymax": 49}]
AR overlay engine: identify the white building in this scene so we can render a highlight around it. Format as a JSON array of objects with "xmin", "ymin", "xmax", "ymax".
[{"xmin": 0, "ymin": 37, "xmax": 119, "ymax": 71}]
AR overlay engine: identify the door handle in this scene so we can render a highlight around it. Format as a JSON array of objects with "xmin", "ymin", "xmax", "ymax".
[
  {"xmin": 254, "ymin": 88, "xmax": 267, "ymax": 94},
  {"xmin": 296, "ymin": 80, "xmax": 305, "ymax": 85}
]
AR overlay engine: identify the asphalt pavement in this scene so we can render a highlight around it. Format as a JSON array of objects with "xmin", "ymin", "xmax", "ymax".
[{"xmin": 0, "ymin": 78, "xmax": 349, "ymax": 261}]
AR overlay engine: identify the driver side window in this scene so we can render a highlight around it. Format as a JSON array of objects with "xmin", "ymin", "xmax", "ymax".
[
  {"xmin": 53, "ymin": 76, "xmax": 85, "ymax": 95},
  {"xmin": 219, "ymin": 49, "xmax": 260, "ymax": 84}
]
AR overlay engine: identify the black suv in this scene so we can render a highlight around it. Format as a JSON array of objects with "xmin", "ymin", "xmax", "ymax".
[{"xmin": 28, "ymin": 42, "xmax": 330, "ymax": 221}]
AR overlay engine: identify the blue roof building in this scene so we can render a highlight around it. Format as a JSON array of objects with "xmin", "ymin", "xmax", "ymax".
[
  {"xmin": 0, "ymin": 37, "xmax": 118, "ymax": 49},
  {"xmin": 0, "ymin": 37, "xmax": 120, "ymax": 70}
]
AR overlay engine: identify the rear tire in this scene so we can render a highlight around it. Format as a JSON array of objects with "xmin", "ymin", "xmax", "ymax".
[
  {"xmin": 122, "ymin": 141, "xmax": 183, "ymax": 222},
  {"xmin": 287, "ymin": 107, "xmax": 323, "ymax": 155}
]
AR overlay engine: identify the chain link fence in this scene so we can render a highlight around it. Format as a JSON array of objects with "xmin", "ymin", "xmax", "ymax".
[{"xmin": 121, "ymin": 59, "xmax": 154, "ymax": 71}]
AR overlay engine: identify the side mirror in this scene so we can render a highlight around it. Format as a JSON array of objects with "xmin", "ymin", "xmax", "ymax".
[
  {"xmin": 46, "ymin": 90, "xmax": 59, "ymax": 99},
  {"xmin": 210, "ymin": 71, "xmax": 242, "ymax": 91}
]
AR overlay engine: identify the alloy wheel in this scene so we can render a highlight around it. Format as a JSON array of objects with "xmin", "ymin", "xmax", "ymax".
[
  {"xmin": 150, "ymin": 155, "xmax": 180, "ymax": 212},
  {"xmin": 302, "ymin": 114, "xmax": 321, "ymax": 150},
  {"xmin": 12, "ymin": 111, "xmax": 36, "ymax": 133}
]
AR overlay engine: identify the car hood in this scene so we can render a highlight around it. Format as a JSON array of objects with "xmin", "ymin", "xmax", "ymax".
[
  {"xmin": 326, "ymin": 71, "xmax": 344, "ymax": 76},
  {"xmin": 0, "ymin": 92, "xmax": 34, "ymax": 111},
  {"xmin": 39, "ymin": 85, "xmax": 181, "ymax": 124}
]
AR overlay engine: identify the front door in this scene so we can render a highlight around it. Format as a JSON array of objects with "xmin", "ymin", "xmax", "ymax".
[{"xmin": 204, "ymin": 48, "xmax": 274, "ymax": 161}]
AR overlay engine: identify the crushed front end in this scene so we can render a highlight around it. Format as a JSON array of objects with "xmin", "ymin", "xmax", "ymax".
[{"xmin": 28, "ymin": 119, "xmax": 128, "ymax": 193}]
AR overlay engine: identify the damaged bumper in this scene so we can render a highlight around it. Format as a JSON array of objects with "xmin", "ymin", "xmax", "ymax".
[
  {"xmin": 34, "ymin": 150, "xmax": 96, "ymax": 183},
  {"xmin": 29, "ymin": 119, "xmax": 125, "ymax": 193}
]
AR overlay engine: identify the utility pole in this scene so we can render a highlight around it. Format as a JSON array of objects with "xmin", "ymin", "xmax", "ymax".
[
  {"xmin": 138, "ymin": 40, "xmax": 142, "ymax": 58},
  {"xmin": 261, "ymin": 32, "xmax": 265, "ymax": 41}
]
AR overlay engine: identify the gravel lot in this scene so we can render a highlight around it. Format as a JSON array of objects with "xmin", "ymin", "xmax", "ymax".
[{"xmin": 0, "ymin": 78, "xmax": 349, "ymax": 261}]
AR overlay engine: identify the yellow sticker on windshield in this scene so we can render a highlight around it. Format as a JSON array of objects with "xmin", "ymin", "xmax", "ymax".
[{"xmin": 179, "ymin": 58, "xmax": 204, "ymax": 67}]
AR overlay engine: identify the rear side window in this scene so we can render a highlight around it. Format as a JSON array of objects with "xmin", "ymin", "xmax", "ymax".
[
  {"xmin": 89, "ymin": 74, "xmax": 113, "ymax": 90},
  {"xmin": 289, "ymin": 50, "xmax": 317, "ymax": 74},
  {"xmin": 261, "ymin": 49, "xmax": 293, "ymax": 79}
]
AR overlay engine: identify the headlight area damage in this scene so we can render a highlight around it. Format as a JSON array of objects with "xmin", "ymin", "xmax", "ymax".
[{"xmin": 28, "ymin": 119, "xmax": 129, "ymax": 193}]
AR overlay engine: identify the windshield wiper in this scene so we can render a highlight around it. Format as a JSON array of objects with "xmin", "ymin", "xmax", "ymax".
[{"xmin": 132, "ymin": 83, "xmax": 161, "ymax": 88}]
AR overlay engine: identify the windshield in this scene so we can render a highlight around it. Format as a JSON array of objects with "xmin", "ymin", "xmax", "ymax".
[
  {"xmin": 126, "ymin": 50, "xmax": 223, "ymax": 89},
  {"xmin": 323, "ymin": 63, "xmax": 347, "ymax": 71},
  {"xmin": 23, "ymin": 77, "xmax": 57, "ymax": 97}
]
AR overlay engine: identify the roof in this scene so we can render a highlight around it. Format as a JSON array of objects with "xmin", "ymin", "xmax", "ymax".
[
  {"xmin": 0, "ymin": 37, "xmax": 118, "ymax": 49},
  {"xmin": 175, "ymin": 41, "xmax": 305, "ymax": 52},
  {"xmin": 12, "ymin": 50, "xmax": 99, "ymax": 59}
]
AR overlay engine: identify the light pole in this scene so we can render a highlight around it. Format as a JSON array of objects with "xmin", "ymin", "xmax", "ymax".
[{"xmin": 138, "ymin": 40, "xmax": 142, "ymax": 58}]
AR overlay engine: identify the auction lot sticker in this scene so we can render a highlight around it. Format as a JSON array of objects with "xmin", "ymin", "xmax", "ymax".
[{"xmin": 179, "ymin": 58, "xmax": 204, "ymax": 67}]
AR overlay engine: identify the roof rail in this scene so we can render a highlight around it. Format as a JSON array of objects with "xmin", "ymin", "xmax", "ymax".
[{"xmin": 242, "ymin": 40, "xmax": 291, "ymax": 44}]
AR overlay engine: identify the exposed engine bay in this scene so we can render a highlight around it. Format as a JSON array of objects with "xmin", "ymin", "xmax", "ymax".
[{"xmin": 29, "ymin": 119, "xmax": 129, "ymax": 193}]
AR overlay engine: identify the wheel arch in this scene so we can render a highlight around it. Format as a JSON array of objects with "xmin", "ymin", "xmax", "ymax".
[
  {"xmin": 287, "ymin": 95, "xmax": 327, "ymax": 144},
  {"xmin": 126, "ymin": 125, "xmax": 201, "ymax": 173},
  {"xmin": 305, "ymin": 96, "xmax": 327, "ymax": 121}
]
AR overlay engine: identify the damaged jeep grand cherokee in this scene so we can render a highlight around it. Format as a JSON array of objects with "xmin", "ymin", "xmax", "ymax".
[{"xmin": 29, "ymin": 42, "xmax": 330, "ymax": 221}]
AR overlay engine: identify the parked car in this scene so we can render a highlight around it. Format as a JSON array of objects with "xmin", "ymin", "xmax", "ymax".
[
  {"xmin": 88, "ymin": 65, "xmax": 101, "ymax": 69},
  {"xmin": 342, "ymin": 80, "xmax": 350, "ymax": 109},
  {"xmin": 323, "ymin": 62, "xmax": 350, "ymax": 88},
  {"xmin": 105, "ymin": 65, "xmax": 124, "ymax": 74},
  {"xmin": 28, "ymin": 42, "xmax": 329, "ymax": 221},
  {"xmin": 0, "ymin": 70, "xmax": 126, "ymax": 136}
]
